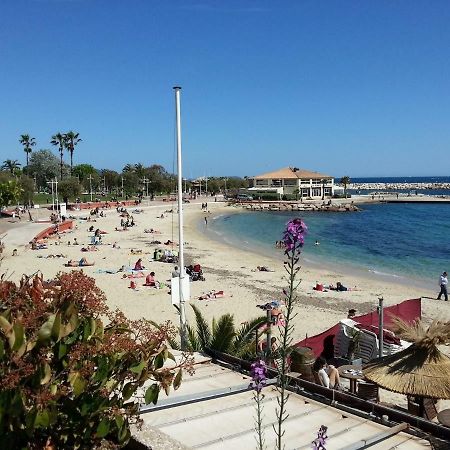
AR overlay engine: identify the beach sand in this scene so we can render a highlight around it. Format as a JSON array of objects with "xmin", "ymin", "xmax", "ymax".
[{"xmin": 2, "ymin": 200, "xmax": 449, "ymax": 408}]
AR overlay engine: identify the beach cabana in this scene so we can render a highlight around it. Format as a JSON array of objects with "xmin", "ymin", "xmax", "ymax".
[{"xmin": 364, "ymin": 320, "xmax": 450, "ymax": 418}]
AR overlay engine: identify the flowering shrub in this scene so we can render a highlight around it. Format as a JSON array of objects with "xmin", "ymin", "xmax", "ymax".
[{"xmin": 0, "ymin": 271, "xmax": 191, "ymax": 449}]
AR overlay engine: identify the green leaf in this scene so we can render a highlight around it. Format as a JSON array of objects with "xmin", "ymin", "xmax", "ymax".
[
  {"xmin": 0, "ymin": 315, "xmax": 12, "ymax": 334},
  {"xmin": 96, "ymin": 418, "xmax": 110, "ymax": 438},
  {"xmin": 117, "ymin": 423, "xmax": 131, "ymax": 444},
  {"xmin": 154, "ymin": 353, "xmax": 164, "ymax": 370},
  {"xmin": 58, "ymin": 342, "xmax": 67, "ymax": 359},
  {"xmin": 115, "ymin": 414, "xmax": 124, "ymax": 431},
  {"xmin": 122, "ymin": 382, "xmax": 135, "ymax": 401},
  {"xmin": 173, "ymin": 369, "xmax": 183, "ymax": 390},
  {"xmin": 12, "ymin": 322, "xmax": 25, "ymax": 352},
  {"xmin": 51, "ymin": 313, "xmax": 61, "ymax": 341},
  {"xmin": 68, "ymin": 371, "xmax": 86, "ymax": 396},
  {"xmin": 144, "ymin": 383, "xmax": 159, "ymax": 405},
  {"xmin": 40, "ymin": 362, "xmax": 52, "ymax": 385},
  {"xmin": 35, "ymin": 409, "xmax": 50, "ymax": 428},
  {"xmin": 37, "ymin": 315, "xmax": 55, "ymax": 345},
  {"xmin": 129, "ymin": 360, "xmax": 146, "ymax": 376}
]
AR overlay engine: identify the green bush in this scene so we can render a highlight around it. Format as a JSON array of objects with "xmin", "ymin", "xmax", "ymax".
[{"xmin": 0, "ymin": 271, "xmax": 189, "ymax": 449}]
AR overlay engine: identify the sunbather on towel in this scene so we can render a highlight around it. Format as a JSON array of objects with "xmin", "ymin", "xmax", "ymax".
[
  {"xmin": 134, "ymin": 258, "xmax": 145, "ymax": 271},
  {"xmin": 198, "ymin": 290, "xmax": 224, "ymax": 300},
  {"xmin": 65, "ymin": 258, "xmax": 94, "ymax": 267}
]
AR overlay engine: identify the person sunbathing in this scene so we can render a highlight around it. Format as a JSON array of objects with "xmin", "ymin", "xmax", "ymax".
[
  {"xmin": 65, "ymin": 257, "xmax": 95, "ymax": 267},
  {"xmin": 81, "ymin": 245, "xmax": 98, "ymax": 252},
  {"xmin": 130, "ymin": 249, "xmax": 143, "ymax": 255},
  {"xmin": 255, "ymin": 266, "xmax": 274, "ymax": 272},
  {"xmin": 198, "ymin": 290, "xmax": 224, "ymax": 300}
]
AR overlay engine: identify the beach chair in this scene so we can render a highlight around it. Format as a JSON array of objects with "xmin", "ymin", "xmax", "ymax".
[{"xmin": 357, "ymin": 381, "xmax": 379, "ymax": 402}]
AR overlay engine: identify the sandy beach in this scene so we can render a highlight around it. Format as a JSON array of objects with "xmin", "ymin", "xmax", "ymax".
[
  {"xmin": 2, "ymin": 200, "xmax": 450, "ymax": 409},
  {"xmin": 1, "ymin": 200, "xmax": 448, "ymax": 341}
]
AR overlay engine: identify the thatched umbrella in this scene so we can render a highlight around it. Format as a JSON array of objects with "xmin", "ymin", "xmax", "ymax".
[{"xmin": 363, "ymin": 320, "xmax": 450, "ymax": 399}]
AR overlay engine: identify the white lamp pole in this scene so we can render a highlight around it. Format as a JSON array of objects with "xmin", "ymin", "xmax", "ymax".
[{"xmin": 174, "ymin": 86, "xmax": 187, "ymax": 349}]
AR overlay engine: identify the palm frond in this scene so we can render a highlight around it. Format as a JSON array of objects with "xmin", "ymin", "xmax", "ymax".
[
  {"xmin": 232, "ymin": 316, "xmax": 267, "ymax": 355},
  {"xmin": 209, "ymin": 314, "xmax": 235, "ymax": 353},
  {"xmin": 186, "ymin": 325, "xmax": 202, "ymax": 352},
  {"xmin": 190, "ymin": 304, "xmax": 211, "ymax": 350}
]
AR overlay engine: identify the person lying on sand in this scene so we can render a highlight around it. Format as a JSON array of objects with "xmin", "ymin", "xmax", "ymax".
[
  {"xmin": 130, "ymin": 249, "xmax": 143, "ymax": 255},
  {"xmin": 198, "ymin": 290, "xmax": 224, "ymax": 300},
  {"xmin": 81, "ymin": 245, "xmax": 98, "ymax": 252},
  {"xmin": 115, "ymin": 227, "xmax": 129, "ymax": 231},
  {"xmin": 252, "ymin": 266, "xmax": 274, "ymax": 272},
  {"xmin": 328, "ymin": 282, "xmax": 359, "ymax": 292},
  {"xmin": 38, "ymin": 254, "xmax": 67, "ymax": 259},
  {"xmin": 144, "ymin": 228, "xmax": 161, "ymax": 234},
  {"xmin": 65, "ymin": 258, "xmax": 95, "ymax": 267}
]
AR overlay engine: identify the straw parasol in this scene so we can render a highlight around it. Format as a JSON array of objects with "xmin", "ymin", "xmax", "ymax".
[{"xmin": 363, "ymin": 320, "xmax": 450, "ymax": 399}]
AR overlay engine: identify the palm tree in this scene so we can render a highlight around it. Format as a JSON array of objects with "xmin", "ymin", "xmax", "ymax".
[
  {"xmin": 50, "ymin": 133, "xmax": 66, "ymax": 179},
  {"xmin": 19, "ymin": 134, "xmax": 36, "ymax": 167},
  {"xmin": 2, "ymin": 159, "xmax": 21, "ymax": 175},
  {"xmin": 187, "ymin": 305, "xmax": 267, "ymax": 358},
  {"xmin": 340, "ymin": 176, "xmax": 351, "ymax": 198},
  {"xmin": 65, "ymin": 131, "xmax": 81, "ymax": 175},
  {"xmin": 150, "ymin": 305, "xmax": 267, "ymax": 359}
]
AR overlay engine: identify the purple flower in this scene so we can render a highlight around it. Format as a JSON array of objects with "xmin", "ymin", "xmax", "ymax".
[
  {"xmin": 312, "ymin": 425, "xmax": 328, "ymax": 450},
  {"xmin": 250, "ymin": 359, "xmax": 267, "ymax": 393},
  {"xmin": 283, "ymin": 218, "xmax": 307, "ymax": 252}
]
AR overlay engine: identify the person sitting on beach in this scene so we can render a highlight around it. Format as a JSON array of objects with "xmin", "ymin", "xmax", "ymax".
[
  {"xmin": 312, "ymin": 357, "xmax": 341, "ymax": 390},
  {"xmin": 88, "ymin": 225, "xmax": 95, "ymax": 232},
  {"xmin": 112, "ymin": 242, "xmax": 120, "ymax": 249},
  {"xmin": 31, "ymin": 239, "xmax": 47, "ymax": 250},
  {"xmin": 134, "ymin": 258, "xmax": 145, "ymax": 271},
  {"xmin": 66, "ymin": 257, "xmax": 95, "ymax": 267},
  {"xmin": 172, "ymin": 266, "xmax": 180, "ymax": 278},
  {"xmin": 12, "ymin": 248, "xmax": 18, "ymax": 256},
  {"xmin": 144, "ymin": 271, "xmax": 160, "ymax": 288},
  {"xmin": 347, "ymin": 309, "xmax": 357, "ymax": 319},
  {"xmin": 73, "ymin": 238, "xmax": 79, "ymax": 245}
]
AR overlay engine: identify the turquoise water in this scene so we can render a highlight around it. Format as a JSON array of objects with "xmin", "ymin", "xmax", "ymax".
[{"xmin": 209, "ymin": 203, "xmax": 450, "ymax": 287}]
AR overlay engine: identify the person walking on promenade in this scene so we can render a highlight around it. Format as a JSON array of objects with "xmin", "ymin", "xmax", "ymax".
[{"xmin": 437, "ymin": 271, "xmax": 448, "ymax": 301}]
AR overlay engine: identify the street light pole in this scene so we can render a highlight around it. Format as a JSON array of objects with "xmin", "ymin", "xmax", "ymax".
[
  {"xmin": 174, "ymin": 86, "xmax": 188, "ymax": 350},
  {"xmin": 88, "ymin": 174, "xmax": 93, "ymax": 201}
]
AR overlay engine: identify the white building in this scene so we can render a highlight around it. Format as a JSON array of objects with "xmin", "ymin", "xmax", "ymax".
[{"xmin": 249, "ymin": 167, "xmax": 334, "ymax": 199}]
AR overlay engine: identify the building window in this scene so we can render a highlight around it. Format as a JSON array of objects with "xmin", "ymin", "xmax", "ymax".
[
  {"xmin": 312, "ymin": 188, "xmax": 321, "ymax": 197},
  {"xmin": 271, "ymin": 179, "xmax": 282, "ymax": 187},
  {"xmin": 284, "ymin": 179, "xmax": 297, "ymax": 186}
]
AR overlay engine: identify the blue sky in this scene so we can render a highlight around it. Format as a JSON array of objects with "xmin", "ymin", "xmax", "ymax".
[{"xmin": 1, "ymin": 1, "xmax": 450, "ymax": 178}]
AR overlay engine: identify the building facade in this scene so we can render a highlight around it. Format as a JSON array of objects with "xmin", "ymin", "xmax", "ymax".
[{"xmin": 249, "ymin": 167, "xmax": 334, "ymax": 199}]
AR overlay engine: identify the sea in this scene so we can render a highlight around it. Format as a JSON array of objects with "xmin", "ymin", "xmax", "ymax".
[{"xmin": 206, "ymin": 177, "xmax": 450, "ymax": 291}]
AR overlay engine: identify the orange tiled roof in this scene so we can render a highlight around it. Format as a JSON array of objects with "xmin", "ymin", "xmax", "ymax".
[{"xmin": 253, "ymin": 167, "xmax": 332, "ymax": 180}]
